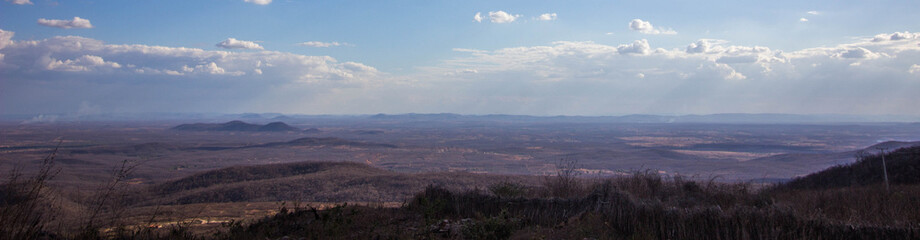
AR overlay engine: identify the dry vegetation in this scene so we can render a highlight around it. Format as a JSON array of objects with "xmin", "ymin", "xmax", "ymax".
[{"xmin": 2, "ymin": 146, "xmax": 920, "ymax": 239}]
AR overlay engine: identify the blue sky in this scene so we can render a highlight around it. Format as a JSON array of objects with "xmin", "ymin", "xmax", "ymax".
[{"xmin": 1, "ymin": 0, "xmax": 920, "ymax": 117}]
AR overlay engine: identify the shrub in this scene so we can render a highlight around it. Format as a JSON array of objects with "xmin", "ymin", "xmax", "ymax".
[
  {"xmin": 542, "ymin": 158, "xmax": 584, "ymax": 198},
  {"xmin": 488, "ymin": 181, "xmax": 526, "ymax": 199},
  {"xmin": 0, "ymin": 148, "xmax": 60, "ymax": 240}
]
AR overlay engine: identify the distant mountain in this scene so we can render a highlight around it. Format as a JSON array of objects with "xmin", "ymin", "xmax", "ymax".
[
  {"xmin": 172, "ymin": 120, "xmax": 300, "ymax": 132},
  {"xmin": 258, "ymin": 122, "xmax": 300, "ymax": 132},
  {"xmin": 194, "ymin": 137, "xmax": 396, "ymax": 151},
  {"xmin": 303, "ymin": 128, "xmax": 321, "ymax": 133},
  {"xmin": 362, "ymin": 113, "xmax": 919, "ymax": 124}
]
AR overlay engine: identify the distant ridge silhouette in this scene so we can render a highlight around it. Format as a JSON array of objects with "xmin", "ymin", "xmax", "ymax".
[{"xmin": 172, "ymin": 120, "xmax": 300, "ymax": 132}]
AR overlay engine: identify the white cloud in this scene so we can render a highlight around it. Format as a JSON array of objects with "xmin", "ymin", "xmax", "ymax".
[
  {"xmin": 617, "ymin": 39, "xmax": 650, "ymax": 55},
  {"xmin": 537, "ymin": 13, "xmax": 557, "ymax": 21},
  {"xmin": 0, "ymin": 29, "xmax": 13, "ymax": 50},
  {"xmin": 871, "ymin": 31, "xmax": 920, "ymax": 42},
  {"xmin": 836, "ymin": 47, "xmax": 880, "ymax": 59},
  {"xmin": 909, "ymin": 64, "xmax": 920, "ymax": 74},
  {"xmin": 44, "ymin": 55, "xmax": 121, "ymax": 72},
  {"xmin": 473, "ymin": 12, "xmax": 483, "ymax": 23},
  {"xmin": 489, "ymin": 11, "xmax": 520, "ymax": 23},
  {"xmin": 445, "ymin": 68, "xmax": 479, "ymax": 76},
  {"xmin": 37, "ymin": 17, "xmax": 93, "ymax": 29},
  {"xmin": 216, "ymin": 38, "xmax": 264, "ymax": 50},
  {"xmin": 422, "ymin": 31, "xmax": 920, "ymax": 114},
  {"xmin": 629, "ymin": 19, "xmax": 676, "ymax": 35},
  {"xmin": 244, "ymin": 0, "xmax": 271, "ymax": 5},
  {"xmin": 298, "ymin": 41, "xmax": 349, "ymax": 48},
  {"xmin": 799, "ymin": 18, "xmax": 809, "ymax": 22},
  {"xmin": 686, "ymin": 40, "xmax": 712, "ymax": 54},
  {"xmin": 807, "ymin": 11, "xmax": 820, "ymax": 15},
  {"xmin": 6, "ymin": 0, "xmax": 32, "ymax": 5},
  {"xmin": 4, "ymin": 27, "xmax": 920, "ymax": 116},
  {"xmin": 0, "ymin": 29, "xmax": 378, "ymax": 85},
  {"xmin": 452, "ymin": 48, "xmax": 486, "ymax": 54},
  {"xmin": 0, "ymin": 28, "xmax": 386, "ymax": 114},
  {"xmin": 182, "ymin": 62, "xmax": 244, "ymax": 76}
]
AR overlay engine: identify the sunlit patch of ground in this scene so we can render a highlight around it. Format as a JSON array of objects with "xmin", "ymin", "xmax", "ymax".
[
  {"xmin": 620, "ymin": 136, "xmax": 715, "ymax": 147},
  {"xmin": 672, "ymin": 150, "xmax": 779, "ymax": 161},
  {"xmin": 115, "ymin": 201, "xmax": 403, "ymax": 235}
]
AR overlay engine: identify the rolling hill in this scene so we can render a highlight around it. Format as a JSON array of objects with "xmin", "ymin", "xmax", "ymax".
[
  {"xmin": 136, "ymin": 161, "xmax": 536, "ymax": 205},
  {"xmin": 171, "ymin": 121, "xmax": 300, "ymax": 132}
]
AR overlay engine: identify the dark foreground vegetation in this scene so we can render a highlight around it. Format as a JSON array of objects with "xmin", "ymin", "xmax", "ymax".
[{"xmin": 3, "ymin": 147, "xmax": 920, "ymax": 239}]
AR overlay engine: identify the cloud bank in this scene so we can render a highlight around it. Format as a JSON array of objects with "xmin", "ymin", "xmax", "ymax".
[
  {"xmin": 0, "ymin": 29, "xmax": 381, "ymax": 114},
  {"xmin": 423, "ymin": 32, "xmax": 920, "ymax": 115},
  {"xmin": 1, "ymin": 28, "xmax": 919, "ymax": 116}
]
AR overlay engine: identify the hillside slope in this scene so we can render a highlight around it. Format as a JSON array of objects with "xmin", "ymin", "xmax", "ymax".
[
  {"xmin": 778, "ymin": 145, "xmax": 920, "ymax": 190},
  {"xmin": 137, "ymin": 161, "xmax": 537, "ymax": 205}
]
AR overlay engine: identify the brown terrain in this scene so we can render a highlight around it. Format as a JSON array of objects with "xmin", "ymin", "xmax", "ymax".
[{"xmin": 1, "ymin": 116, "xmax": 920, "ymax": 238}]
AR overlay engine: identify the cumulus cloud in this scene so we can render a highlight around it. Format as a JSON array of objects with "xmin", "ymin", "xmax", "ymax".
[
  {"xmin": 473, "ymin": 12, "xmax": 483, "ymax": 23},
  {"xmin": 686, "ymin": 40, "xmax": 712, "ymax": 54},
  {"xmin": 6, "ymin": 0, "xmax": 32, "ymax": 5},
  {"xmin": 537, "ymin": 13, "xmax": 557, "ymax": 21},
  {"xmin": 489, "ymin": 11, "xmax": 520, "ymax": 23},
  {"xmin": 807, "ymin": 11, "xmax": 820, "ymax": 15},
  {"xmin": 629, "ymin": 19, "xmax": 676, "ymax": 35},
  {"xmin": 799, "ymin": 18, "xmax": 809, "ymax": 22},
  {"xmin": 617, "ymin": 39, "xmax": 651, "ymax": 55},
  {"xmin": 44, "ymin": 55, "xmax": 121, "ymax": 72},
  {"xmin": 0, "ymin": 29, "xmax": 378, "ymax": 83},
  {"xmin": 298, "ymin": 41, "xmax": 349, "ymax": 47},
  {"xmin": 836, "ymin": 47, "xmax": 880, "ymax": 59},
  {"xmin": 872, "ymin": 31, "xmax": 920, "ymax": 42},
  {"xmin": 37, "ymin": 17, "xmax": 93, "ymax": 29},
  {"xmin": 216, "ymin": 38, "xmax": 264, "ymax": 50},
  {"xmin": 244, "ymin": 0, "xmax": 271, "ymax": 5},
  {"xmin": 0, "ymin": 28, "xmax": 384, "ymax": 114},
  {"xmin": 0, "ymin": 29, "xmax": 13, "ymax": 50}
]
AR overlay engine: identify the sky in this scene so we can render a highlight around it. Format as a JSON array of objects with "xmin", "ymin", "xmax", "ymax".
[{"xmin": 1, "ymin": 0, "xmax": 919, "ymax": 117}]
